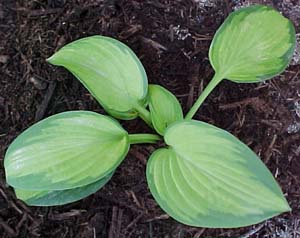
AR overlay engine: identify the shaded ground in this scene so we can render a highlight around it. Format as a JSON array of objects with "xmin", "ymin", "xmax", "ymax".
[{"xmin": 0, "ymin": 0, "xmax": 300, "ymax": 237}]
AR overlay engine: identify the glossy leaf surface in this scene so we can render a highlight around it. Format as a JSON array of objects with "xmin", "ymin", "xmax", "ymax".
[
  {"xmin": 209, "ymin": 5, "xmax": 296, "ymax": 83},
  {"xmin": 47, "ymin": 36, "xmax": 148, "ymax": 119},
  {"xmin": 15, "ymin": 172, "xmax": 113, "ymax": 206},
  {"xmin": 148, "ymin": 85, "xmax": 183, "ymax": 135},
  {"xmin": 147, "ymin": 120, "xmax": 290, "ymax": 228},
  {"xmin": 5, "ymin": 111, "xmax": 129, "ymax": 190}
]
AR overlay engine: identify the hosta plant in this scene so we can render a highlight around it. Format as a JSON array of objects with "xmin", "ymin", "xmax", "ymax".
[{"xmin": 4, "ymin": 5, "xmax": 296, "ymax": 228}]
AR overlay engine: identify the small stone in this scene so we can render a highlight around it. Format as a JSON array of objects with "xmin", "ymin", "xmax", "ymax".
[
  {"xmin": 193, "ymin": 0, "xmax": 216, "ymax": 7},
  {"xmin": 294, "ymin": 101, "xmax": 300, "ymax": 118},
  {"xmin": 172, "ymin": 25, "xmax": 191, "ymax": 41},
  {"xmin": 0, "ymin": 55, "xmax": 9, "ymax": 64},
  {"xmin": 232, "ymin": 0, "xmax": 251, "ymax": 10},
  {"xmin": 287, "ymin": 122, "xmax": 300, "ymax": 134},
  {"xmin": 28, "ymin": 76, "xmax": 48, "ymax": 90}
]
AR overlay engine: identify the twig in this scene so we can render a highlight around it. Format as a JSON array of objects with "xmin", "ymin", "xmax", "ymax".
[
  {"xmin": 144, "ymin": 214, "xmax": 169, "ymax": 222},
  {"xmin": 123, "ymin": 213, "xmax": 144, "ymax": 235},
  {"xmin": 116, "ymin": 208, "xmax": 123, "ymax": 238},
  {"xmin": 35, "ymin": 81, "xmax": 56, "ymax": 121},
  {"xmin": 140, "ymin": 36, "xmax": 168, "ymax": 51},
  {"xmin": 219, "ymin": 97, "xmax": 259, "ymax": 110},
  {"xmin": 93, "ymin": 227, "xmax": 96, "ymax": 238},
  {"xmin": 0, "ymin": 186, "xmax": 24, "ymax": 215},
  {"xmin": 16, "ymin": 213, "xmax": 27, "ymax": 234},
  {"xmin": 289, "ymin": 70, "xmax": 300, "ymax": 84},
  {"xmin": 129, "ymin": 190, "xmax": 142, "ymax": 208},
  {"xmin": 108, "ymin": 206, "xmax": 118, "ymax": 238},
  {"xmin": 119, "ymin": 25, "xmax": 142, "ymax": 40},
  {"xmin": 193, "ymin": 228, "xmax": 206, "ymax": 238},
  {"xmin": 48, "ymin": 210, "xmax": 86, "ymax": 221},
  {"xmin": 0, "ymin": 217, "xmax": 17, "ymax": 237},
  {"xmin": 191, "ymin": 35, "xmax": 212, "ymax": 41},
  {"xmin": 239, "ymin": 223, "xmax": 265, "ymax": 238},
  {"xmin": 264, "ymin": 134, "xmax": 277, "ymax": 164}
]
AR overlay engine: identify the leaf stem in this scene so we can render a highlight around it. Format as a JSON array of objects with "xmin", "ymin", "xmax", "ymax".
[
  {"xmin": 134, "ymin": 103, "xmax": 153, "ymax": 128},
  {"xmin": 128, "ymin": 134, "xmax": 161, "ymax": 144},
  {"xmin": 185, "ymin": 73, "xmax": 223, "ymax": 120}
]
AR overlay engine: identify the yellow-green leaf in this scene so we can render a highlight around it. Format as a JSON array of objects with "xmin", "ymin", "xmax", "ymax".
[
  {"xmin": 149, "ymin": 85, "xmax": 183, "ymax": 135},
  {"xmin": 5, "ymin": 111, "xmax": 129, "ymax": 190},
  {"xmin": 209, "ymin": 5, "xmax": 296, "ymax": 82},
  {"xmin": 147, "ymin": 120, "xmax": 290, "ymax": 228},
  {"xmin": 47, "ymin": 36, "xmax": 148, "ymax": 119}
]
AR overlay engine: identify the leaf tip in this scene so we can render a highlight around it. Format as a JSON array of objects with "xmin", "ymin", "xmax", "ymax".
[
  {"xmin": 274, "ymin": 195, "xmax": 292, "ymax": 214},
  {"xmin": 282, "ymin": 199, "xmax": 292, "ymax": 213},
  {"xmin": 46, "ymin": 54, "xmax": 56, "ymax": 65},
  {"xmin": 46, "ymin": 50, "xmax": 64, "ymax": 66}
]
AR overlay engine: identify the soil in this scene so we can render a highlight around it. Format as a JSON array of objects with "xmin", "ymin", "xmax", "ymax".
[{"xmin": 0, "ymin": 0, "xmax": 300, "ymax": 237}]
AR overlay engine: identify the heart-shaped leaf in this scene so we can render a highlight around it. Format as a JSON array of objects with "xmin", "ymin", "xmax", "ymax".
[
  {"xmin": 47, "ymin": 36, "xmax": 148, "ymax": 120},
  {"xmin": 147, "ymin": 120, "xmax": 290, "ymax": 228},
  {"xmin": 5, "ymin": 111, "xmax": 129, "ymax": 190},
  {"xmin": 209, "ymin": 5, "xmax": 296, "ymax": 82},
  {"xmin": 148, "ymin": 85, "xmax": 183, "ymax": 135},
  {"xmin": 15, "ymin": 172, "xmax": 114, "ymax": 206}
]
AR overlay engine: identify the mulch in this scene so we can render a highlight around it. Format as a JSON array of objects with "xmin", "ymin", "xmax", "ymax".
[{"xmin": 0, "ymin": 0, "xmax": 299, "ymax": 237}]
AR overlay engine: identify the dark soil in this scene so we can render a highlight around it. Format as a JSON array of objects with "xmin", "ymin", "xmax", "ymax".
[{"xmin": 1, "ymin": 0, "xmax": 300, "ymax": 237}]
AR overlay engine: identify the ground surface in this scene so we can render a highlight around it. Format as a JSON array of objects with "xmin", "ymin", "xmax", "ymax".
[{"xmin": 0, "ymin": 0, "xmax": 300, "ymax": 237}]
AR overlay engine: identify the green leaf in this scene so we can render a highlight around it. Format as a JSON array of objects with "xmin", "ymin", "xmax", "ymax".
[
  {"xmin": 5, "ymin": 111, "xmax": 129, "ymax": 190},
  {"xmin": 15, "ymin": 172, "xmax": 114, "ymax": 206},
  {"xmin": 209, "ymin": 5, "xmax": 296, "ymax": 83},
  {"xmin": 147, "ymin": 120, "xmax": 290, "ymax": 228},
  {"xmin": 148, "ymin": 85, "xmax": 183, "ymax": 135},
  {"xmin": 47, "ymin": 36, "xmax": 148, "ymax": 120}
]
